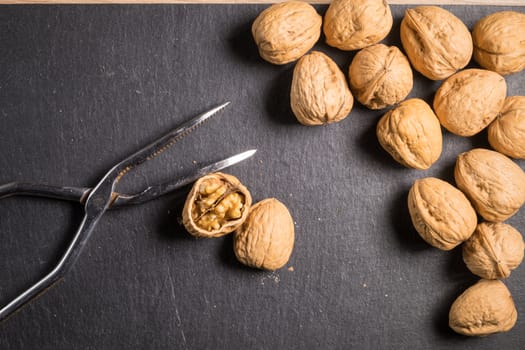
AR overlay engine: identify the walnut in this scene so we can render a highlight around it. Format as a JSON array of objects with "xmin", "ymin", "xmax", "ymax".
[
  {"xmin": 400, "ymin": 6, "xmax": 473, "ymax": 80},
  {"xmin": 408, "ymin": 177, "xmax": 477, "ymax": 250},
  {"xmin": 290, "ymin": 51, "xmax": 354, "ymax": 126},
  {"xmin": 234, "ymin": 198, "xmax": 294, "ymax": 270},
  {"xmin": 433, "ymin": 69, "xmax": 507, "ymax": 137},
  {"xmin": 455, "ymin": 148, "xmax": 525, "ymax": 222},
  {"xmin": 323, "ymin": 0, "xmax": 392, "ymax": 51},
  {"xmin": 251, "ymin": 1, "xmax": 322, "ymax": 65},
  {"xmin": 182, "ymin": 172, "xmax": 251, "ymax": 238},
  {"xmin": 488, "ymin": 96, "xmax": 525, "ymax": 159},
  {"xmin": 449, "ymin": 279, "xmax": 517, "ymax": 336},
  {"xmin": 376, "ymin": 98, "xmax": 442, "ymax": 169},
  {"xmin": 463, "ymin": 222, "xmax": 525, "ymax": 280},
  {"xmin": 473, "ymin": 11, "xmax": 525, "ymax": 76},
  {"xmin": 349, "ymin": 44, "xmax": 413, "ymax": 110}
]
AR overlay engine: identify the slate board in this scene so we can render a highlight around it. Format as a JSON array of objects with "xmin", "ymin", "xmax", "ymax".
[{"xmin": 1, "ymin": 4, "xmax": 525, "ymax": 349}]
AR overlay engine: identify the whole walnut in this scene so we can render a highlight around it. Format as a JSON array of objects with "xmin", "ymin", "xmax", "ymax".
[
  {"xmin": 182, "ymin": 172, "xmax": 252, "ymax": 238},
  {"xmin": 234, "ymin": 198, "xmax": 294, "ymax": 270},
  {"xmin": 349, "ymin": 44, "xmax": 413, "ymax": 110},
  {"xmin": 323, "ymin": 0, "xmax": 392, "ymax": 51},
  {"xmin": 376, "ymin": 99, "xmax": 442, "ymax": 169},
  {"xmin": 488, "ymin": 96, "xmax": 525, "ymax": 159},
  {"xmin": 449, "ymin": 279, "xmax": 517, "ymax": 336},
  {"xmin": 291, "ymin": 51, "xmax": 353, "ymax": 126},
  {"xmin": 433, "ymin": 69, "xmax": 507, "ymax": 137},
  {"xmin": 408, "ymin": 177, "xmax": 477, "ymax": 250},
  {"xmin": 463, "ymin": 222, "xmax": 525, "ymax": 280},
  {"xmin": 473, "ymin": 11, "xmax": 525, "ymax": 76},
  {"xmin": 252, "ymin": 1, "xmax": 322, "ymax": 65},
  {"xmin": 400, "ymin": 6, "xmax": 473, "ymax": 80},
  {"xmin": 455, "ymin": 148, "xmax": 525, "ymax": 222}
]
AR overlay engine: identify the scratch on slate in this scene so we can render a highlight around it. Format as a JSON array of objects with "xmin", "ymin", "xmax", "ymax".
[{"xmin": 167, "ymin": 266, "xmax": 187, "ymax": 349}]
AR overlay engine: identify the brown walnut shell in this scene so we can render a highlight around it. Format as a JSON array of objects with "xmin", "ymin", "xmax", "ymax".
[
  {"xmin": 291, "ymin": 51, "xmax": 354, "ymax": 126},
  {"xmin": 473, "ymin": 11, "xmax": 525, "ymax": 76},
  {"xmin": 463, "ymin": 222, "xmax": 525, "ymax": 280},
  {"xmin": 251, "ymin": 1, "xmax": 322, "ymax": 65},
  {"xmin": 182, "ymin": 172, "xmax": 252, "ymax": 238},
  {"xmin": 449, "ymin": 279, "xmax": 517, "ymax": 336},
  {"xmin": 323, "ymin": 0, "xmax": 392, "ymax": 51},
  {"xmin": 400, "ymin": 6, "xmax": 473, "ymax": 80},
  {"xmin": 349, "ymin": 44, "xmax": 413, "ymax": 110},
  {"xmin": 408, "ymin": 177, "xmax": 477, "ymax": 250},
  {"xmin": 433, "ymin": 69, "xmax": 507, "ymax": 137},
  {"xmin": 488, "ymin": 96, "xmax": 525, "ymax": 159},
  {"xmin": 455, "ymin": 148, "xmax": 525, "ymax": 222},
  {"xmin": 376, "ymin": 98, "xmax": 442, "ymax": 170},
  {"xmin": 234, "ymin": 198, "xmax": 294, "ymax": 270}
]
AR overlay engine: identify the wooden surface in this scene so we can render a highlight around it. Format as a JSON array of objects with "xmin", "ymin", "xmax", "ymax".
[{"xmin": 0, "ymin": 0, "xmax": 524, "ymax": 5}]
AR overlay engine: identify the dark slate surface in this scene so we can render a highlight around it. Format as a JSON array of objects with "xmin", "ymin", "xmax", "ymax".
[{"xmin": 1, "ymin": 4, "xmax": 524, "ymax": 349}]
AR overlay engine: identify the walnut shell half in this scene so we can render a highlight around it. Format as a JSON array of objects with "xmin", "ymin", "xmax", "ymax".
[
  {"xmin": 182, "ymin": 172, "xmax": 252, "ymax": 238},
  {"xmin": 408, "ymin": 177, "xmax": 477, "ymax": 250},
  {"xmin": 455, "ymin": 148, "xmax": 525, "ymax": 222},
  {"xmin": 449, "ymin": 279, "xmax": 517, "ymax": 336},
  {"xmin": 463, "ymin": 222, "xmax": 525, "ymax": 280},
  {"xmin": 234, "ymin": 198, "xmax": 294, "ymax": 270},
  {"xmin": 488, "ymin": 96, "xmax": 525, "ymax": 159}
]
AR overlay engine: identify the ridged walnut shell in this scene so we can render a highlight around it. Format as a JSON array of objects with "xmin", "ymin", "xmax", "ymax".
[
  {"xmin": 182, "ymin": 172, "xmax": 252, "ymax": 238},
  {"xmin": 408, "ymin": 177, "xmax": 477, "ymax": 250},
  {"xmin": 473, "ymin": 11, "xmax": 525, "ymax": 76},
  {"xmin": 234, "ymin": 198, "xmax": 294, "ymax": 270},
  {"xmin": 400, "ymin": 6, "xmax": 473, "ymax": 80},
  {"xmin": 455, "ymin": 148, "xmax": 525, "ymax": 222},
  {"xmin": 252, "ymin": 1, "xmax": 322, "ymax": 65},
  {"xmin": 449, "ymin": 279, "xmax": 517, "ymax": 336},
  {"xmin": 433, "ymin": 69, "xmax": 507, "ymax": 137},
  {"xmin": 323, "ymin": 0, "xmax": 392, "ymax": 51},
  {"xmin": 376, "ymin": 99, "xmax": 442, "ymax": 169},
  {"xmin": 463, "ymin": 222, "xmax": 525, "ymax": 280},
  {"xmin": 349, "ymin": 44, "xmax": 413, "ymax": 110},
  {"xmin": 488, "ymin": 96, "xmax": 525, "ymax": 159},
  {"xmin": 291, "ymin": 51, "xmax": 353, "ymax": 126}
]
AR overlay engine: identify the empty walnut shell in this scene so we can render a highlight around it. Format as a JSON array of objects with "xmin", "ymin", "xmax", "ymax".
[
  {"xmin": 323, "ymin": 0, "xmax": 392, "ymax": 51},
  {"xmin": 433, "ymin": 69, "xmax": 507, "ymax": 137},
  {"xmin": 400, "ymin": 6, "xmax": 473, "ymax": 80},
  {"xmin": 349, "ymin": 44, "xmax": 413, "ymax": 110},
  {"xmin": 182, "ymin": 172, "xmax": 252, "ymax": 238},
  {"xmin": 463, "ymin": 222, "xmax": 525, "ymax": 280},
  {"xmin": 449, "ymin": 279, "xmax": 517, "ymax": 336},
  {"xmin": 408, "ymin": 177, "xmax": 477, "ymax": 250},
  {"xmin": 234, "ymin": 198, "xmax": 294, "ymax": 270},
  {"xmin": 291, "ymin": 51, "xmax": 353, "ymax": 126},
  {"xmin": 473, "ymin": 11, "xmax": 525, "ymax": 76},
  {"xmin": 252, "ymin": 1, "xmax": 322, "ymax": 65},
  {"xmin": 488, "ymin": 96, "xmax": 525, "ymax": 159},
  {"xmin": 376, "ymin": 99, "xmax": 442, "ymax": 169},
  {"xmin": 455, "ymin": 148, "xmax": 525, "ymax": 222}
]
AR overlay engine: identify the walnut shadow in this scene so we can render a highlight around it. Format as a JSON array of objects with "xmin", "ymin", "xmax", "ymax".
[
  {"xmin": 264, "ymin": 66, "xmax": 297, "ymax": 125},
  {"xmin": 155, "ymin": 185, "xmax": 197, "ymax": 242},
  {"xmin": 226, "ymin": 19, "xmax": 261, "ymax": 65}
]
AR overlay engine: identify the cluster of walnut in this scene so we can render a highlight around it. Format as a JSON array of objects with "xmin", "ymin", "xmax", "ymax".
[{"xmin": 182, "ymin": 172, "xmax": 294, "ymax": 271}]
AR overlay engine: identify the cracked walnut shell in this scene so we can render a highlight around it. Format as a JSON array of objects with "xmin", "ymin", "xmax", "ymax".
[
  {"xmin": 473, "ymin": 11, "xmax": 525, "ymax": 76},
  {"xmin": 349, "ymin": 44, "xmax": 413, "ymax": 110},
  {"xmin": 376, "ymin": 98, "xmax": 442, "ymax": 170},
  {"xmin": 291, "ymin": 51, "xmax": 353, "ymax": 126},
  {"xmin": 488, "ymin": 96, "xmax": 525, "ymax": 159},
  {"xmin": 408, "ymin": 177, "xmax": 477, "ymax": 250},
  {"xmin": 433, "ymin": 69, "xmax": 507, "ymax": 137},
  {"xmin": 323, "ymin": 0, "xmax": 392, "ymax": 51},
  {"xmin": 252, "ymin": 1, "xmax": 322, "ymax": 65},
  {"xmin": 449, "ymin": 279, "xmax": 517, "ymax": 336},
  {"xmin": 455, "ymin": 148, "xmax": 525, "ymax": 222},
  {"xmin": 463, "ymin": 222, "xmax": 525, "ymax": 280},
  {"xmin": 234, "ymin": 198, "xmax": 294, "ymax": 270},
  {"xmin": 400, "ymin": 6, "xmax": 473, "ymax": 80},
  {"xmin": 182, "ymin": 172, "xmax": 252, "ymax": 238}
]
